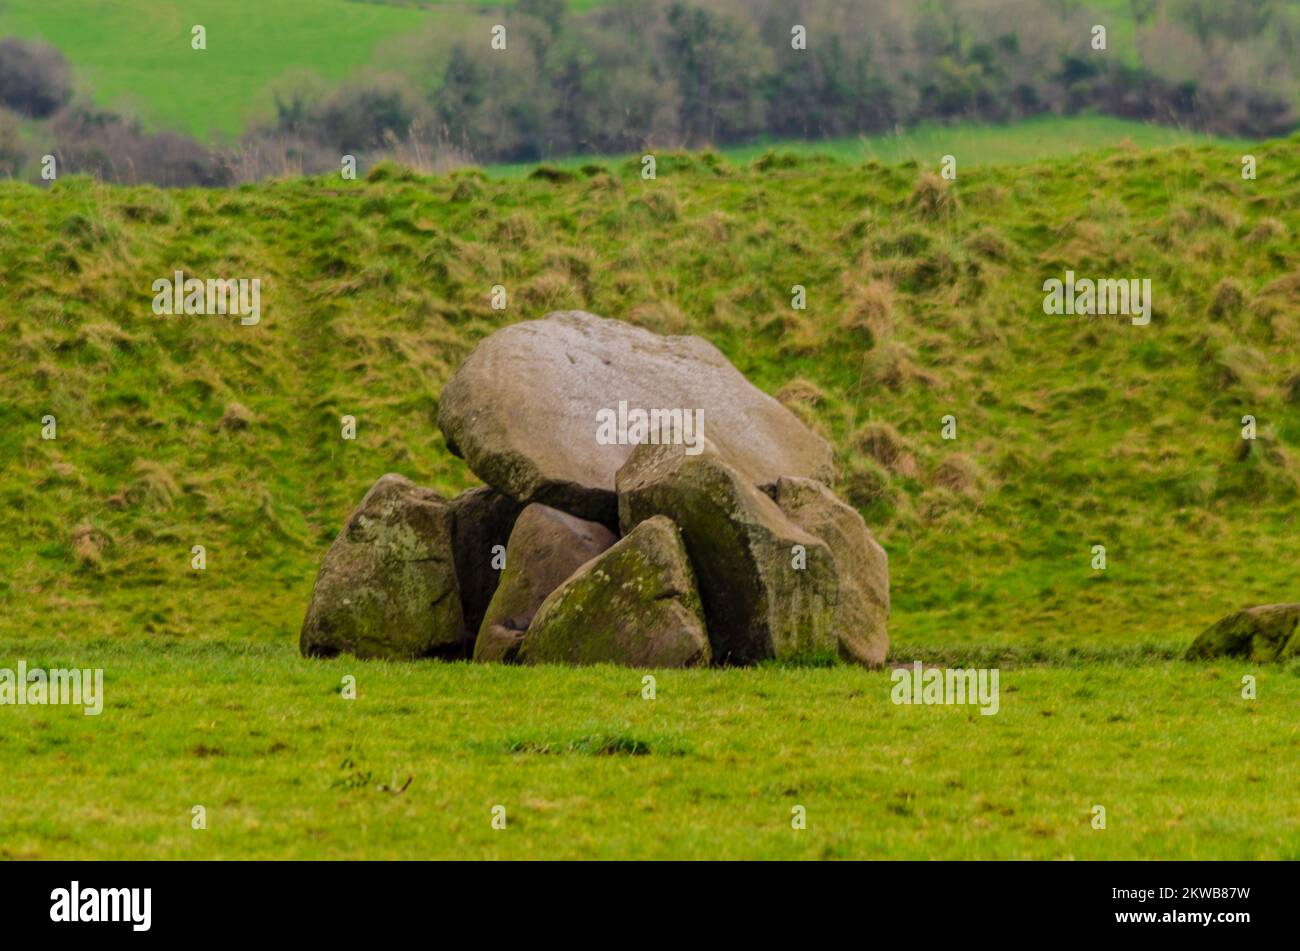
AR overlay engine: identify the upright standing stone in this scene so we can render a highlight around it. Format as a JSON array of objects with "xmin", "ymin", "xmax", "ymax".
[
  {"xmin": 473, "ymin": 503, "xmax": 617, "ymax": 663},
  {"xmin": 300, "ymin": 474, "xmax": 465, "ymax": 660},
  {"xmin": 519, "ymin": 515, "xmax": 712, "ymax": 668},
  {"xmin": 768, "ymin": 476, "xmax": 889, "ymax": 667},
  {"xmin": 617, "ymin": 441, "xmax": 840, "ymax": 665},
  {"xmin": 448, "ymin": 486, "xmax": 523, "ymax": 641}
]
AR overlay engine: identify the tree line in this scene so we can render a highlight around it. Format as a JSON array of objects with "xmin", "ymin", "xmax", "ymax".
[{"xmin": 1, "ymin": 0, "xmax": 1297, "ymax": 186}]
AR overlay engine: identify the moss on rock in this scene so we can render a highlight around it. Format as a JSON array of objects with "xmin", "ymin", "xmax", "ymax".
[
  {"xmin": 1185, "ymin": 604, "xmax": 1300, "ymax": 662},
  {"xmin": 769, "ymin": 476, "xmax": 890, "ymax": 667},
  {"xmin": 473, "ymin": 503, "xmax": 616, "ymax": 663},
  {"xmin": 617, "ymin": 441, "xmax": 839, "ymax": 664},
  {"xmin": 300, "ymin": 473, "xmax": 465, "ymax": 660},
  {"xmin": 519, "ymin": 516, "xmax": 710, "ymax": 668}
]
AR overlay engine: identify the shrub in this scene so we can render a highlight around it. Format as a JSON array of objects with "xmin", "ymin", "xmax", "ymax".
[
  {"xmin": 50, "ymin": 105, "xmax": 231, "ymax": 187},
  {"xmin": 0, "ymin": 38, "xmax": 72, "ymax": 118}
]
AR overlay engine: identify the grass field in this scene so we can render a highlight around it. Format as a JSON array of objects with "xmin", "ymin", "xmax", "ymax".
[
  {"xmin": 0, "ymin": 0, "xmax": 448, "ymax": 140},
  {"xmin": 0, "ymin": 0, "xmax": 1156, "ymax": 144},
  {"xmin": 1, "ymin": 133, "xmax": 1298, "ymax": 857},
  {"xmin": 3, "ymin": 643, "xmax": 1297, "ymax": 859},
  {"xmin": 488, "ymin": 114, "xmax": 1252, "ymax": 178}
]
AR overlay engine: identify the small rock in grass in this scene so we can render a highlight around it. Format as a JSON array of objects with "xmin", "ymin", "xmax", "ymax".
[{"xmin": 1186, "ymin": 604, "xmax": 1300, "ymax": 662}]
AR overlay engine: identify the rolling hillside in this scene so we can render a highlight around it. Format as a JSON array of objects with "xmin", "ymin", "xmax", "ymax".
[
  {"xmin": 2, "ymin": 137, "xmax": 1297, "ymax": 657},
  {"xmin": 3, "ymin": 132, "xmax": 1300, "ymax": 860}
]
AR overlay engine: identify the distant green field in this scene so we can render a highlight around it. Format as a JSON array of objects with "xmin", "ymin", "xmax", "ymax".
[
  {"xmin": 2, "ymin": 643, "xmax": 1297, "ymax": 859},
  {"xmin": 0, "ymin": 0, "xmax": 630, "ymax": 142},
  {"xmin": 1, "ymin": 0, "xmax": 1154, "ymax": 144},
  {"xmin": 488, "ymin": 114, "xmax": 1251, "ymax": 177},
  {"xmin": 0, "ymin": 0, "xmax": 450, "ymax": 140}
]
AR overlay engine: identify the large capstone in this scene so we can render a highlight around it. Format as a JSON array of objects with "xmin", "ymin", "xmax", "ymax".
[
  {"xmin": 437, "ymin": 311, "xmax": 835, "ymax": 523},
  {"xmin": 519, "ymin": 515, "xmax": 711, "ymax": 668}
]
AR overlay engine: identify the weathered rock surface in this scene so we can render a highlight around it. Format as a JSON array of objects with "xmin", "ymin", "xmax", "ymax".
[
  {"xmin": 768, "ymin": 476, "xmax": 890, "ymax": 667},
  {"xmin": 1185, "ymin": 603, "xmax": 1300, "ymax": 661},
  {"xmin": 617, "ymin": 440, "xmax": 840, "ymax": 664},
  {"xmin": 300, "ymin": 474, "xmax": 464, "ymax": 660},
  {"xmin": 448, "ymin": 486, "xmax": 523, "ymax": 640},
  {"xmin": 472, "ymin": 503, "xmax": 617, "ymax": 663},
  {"xmin": 438, "ymin": 311, "xmax": 835, "ymax": 523},
  {"xmin": 519, "ymin": 516, "xmax": 711, "ymax": 668}
]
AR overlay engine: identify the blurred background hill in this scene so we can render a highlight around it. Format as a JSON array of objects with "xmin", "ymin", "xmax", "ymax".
[{"xmin": 0, "ymin": 0, "xmax": 1296, "ymax": 184}]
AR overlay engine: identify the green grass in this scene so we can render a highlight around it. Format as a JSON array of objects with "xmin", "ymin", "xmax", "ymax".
[
  {"xmin": 0, "ymin": 0, "xmax": 622, "ymax": 142},
  {"xmin": 3, "ymin": 642, "xmax": 1298, "ymax": 859},
  {"xmin": 0, "ymin": 0, "xmax": 447, "ymax": 140},
  {"xmin": 1, "ymin": 134, "xmax": 1297, "ymax": 857},
  {"xmin": 488, "ymin": 114, "xmax": 1252, "ymax": 178}
]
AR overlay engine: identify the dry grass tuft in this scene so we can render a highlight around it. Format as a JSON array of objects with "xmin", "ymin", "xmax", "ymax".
[
  {"xmin": 861, "ymin": 340, "xmax": 942, "ymax": 392},
  {"xmin": 775, "ymin": 377, "xmax": 826, "ymax": 409},
  {"xmin": 841, "ymin": 280, "xmax": 894, "ymax": 346},
  {"xmin": 853, "ymin": 422, "xmax": 919, "ymax": 478},
  {"xmin": 1209, "ymin": 278, "xmax": 1248, "ymax": 320},
  {"xmin": 219, "ymin": 402, "xmax": 254, "ymax": 431},
  {"xmin": 929, "ymin": 453, "xmax": 990, "ymax": 499},
  {"xmin": 71, "ymin": 523, "xmax": 111, "ymax": 567},
  {"xmin": 909, "ymin": 172, "xmax": 961, "ymax": 222}
]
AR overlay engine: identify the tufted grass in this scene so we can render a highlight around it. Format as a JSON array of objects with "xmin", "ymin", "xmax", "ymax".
[{"xmin": 3, "ymin": 136, "xmax": 1296, "ymax": 654}]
